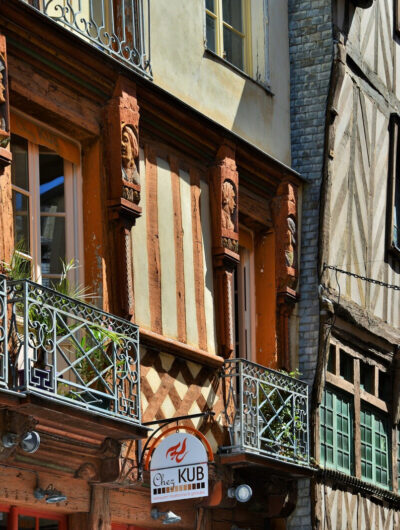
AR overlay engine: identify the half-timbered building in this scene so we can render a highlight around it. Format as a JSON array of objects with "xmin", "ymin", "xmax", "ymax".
[
  {"xmin": 289, "ymin": 0, "xmax": 400, "ymax": 528},
  {"xmin": 0, "ymin": 0, "xmax": 311, "ymax": 528}
]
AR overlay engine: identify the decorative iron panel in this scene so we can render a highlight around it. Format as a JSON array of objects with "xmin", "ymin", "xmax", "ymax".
[
  {"xmin": 0, "ymin": 276, "xmax": 7, "ymax": 387},
  {"xmin": 20, "ymin": 0, "xmax": 151, "ymax": 78},
  {"xmin": 222, "ymin": 358, "xmax": 309, "ymax": 466},
  {"xmin": 6, "ymin": 279, "xmax": 141, "ymax": 424}
]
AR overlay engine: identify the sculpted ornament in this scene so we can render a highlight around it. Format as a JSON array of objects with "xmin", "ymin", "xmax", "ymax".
[
  {"xmin": 285, "ymin": 216, "xmax": 297, "ymax": 268},
  {"xmin": 121, "ymin": 124, "xmax": 139, "ymax": 186},
  {"xmin": 221, "ymin": 180, "xmax": 236, "ymax": 231},
  {"xmin": 0, "ymin": 54, "xmax": 5, "ymax": 105}
]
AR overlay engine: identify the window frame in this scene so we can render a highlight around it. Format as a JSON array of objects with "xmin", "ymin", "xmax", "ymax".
[
  {"xmin": 10, "ymin": 117, "xmax": 84, "ymax": 287},
  {"xmin": 232, "ymin": 226, "xmax": 256, "ymax": 361},
  {"xmin": 0, "ymin": 505, "xmax": 67, "ymax": 530},
  {"xmin": 205, "ymin": 0, "xmax": 252, "ymax": 75},
  {"xmin": 321, "ymin": 339, "xmax": 396, "ymax": 491}
]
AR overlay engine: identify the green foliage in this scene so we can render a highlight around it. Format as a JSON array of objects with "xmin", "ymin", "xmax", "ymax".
[{"xmin": 1, "ymin": 241, "xmax": 31, "ymax": 280}]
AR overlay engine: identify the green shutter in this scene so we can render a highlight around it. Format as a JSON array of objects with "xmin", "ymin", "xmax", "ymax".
[
  {"xmin": 361, "ymin": 408, "xmax": 390, "ymax": 489},
  {"xmin": 320, "ymin": 388, "xmax": 353, "ymax": 474}
]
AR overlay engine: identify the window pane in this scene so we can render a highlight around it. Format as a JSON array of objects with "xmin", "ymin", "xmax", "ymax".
[
  {"xmin": 13, "ymin": 190, "xmax": 30, "ymax": 253},
  {"xmin": 11, "ymin": 134, "xmax": 29, "ymax": 191},
  {"xmin": 206, "ymin": 0, "xmax": 215, "ymax": 12},
  {"xmin": 360, "ymin": 362, "xmax": 374, "ymax": 393},
  {"xmin": 39, "ymin": 518, "xmax": 60, "ymax": 529},
  {"xmin": 39, "ymin": 148, "xmax": 65, "ymax": 213},
  {"xmin": 0, "ymin": 512, "xmax": 7, "ymax": 530},
  {"xmin": 41, "ymin": 216, "xmax": 65, "ymax": 274},
  {"xmin": 223, "ymin": 26, "xmax": 244, "ymax": 70},
  {"xmin": 206, "ymin": 14, "xmax": 216, "ymax": 52},
  {"xmin": 18, "ymin": 515, "xmax": 36, "ymax": 529},
  {"xmin": 327, "ymin": 344, "xmax": 335, "ymax": 373},
  {"xmin": 222, "ymin": 0, "xmax": 243, "ymax": 31},
  {"xmin": 340, "ymin": 350, "xmax": 353, "ymax": 382}
]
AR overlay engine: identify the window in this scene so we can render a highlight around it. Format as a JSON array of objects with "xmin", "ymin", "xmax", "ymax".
[
  {"xmin": 361, "ymin": 408, "xmax": 390, "ymax": 489},
  {"xmin": 233, "ymin": 228, "xmax": 255, "ymax": 360},
  {"xmin": 10, "ymin": 128, "xmax": 82, "ymax": 286},
  {"xmin": 322, "ymin": 339, "xmax": 395, "ymax": 490},
  {"xmin": 205, "ymin": 0, "xmax": 250, "ymax": 72},
  {"xmin": 320, "ymin": 387, "xmax": 353, "ymax": 474},
  {"xmin": 387, "ymin": 114, "xmax": 400, "ymax": 255},
  {"xmin": 0, "ymin": 506, "xmax": 67, "ymax": 530}
]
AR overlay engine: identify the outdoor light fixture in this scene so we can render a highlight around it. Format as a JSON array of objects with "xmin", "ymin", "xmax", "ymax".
[
  {"xmin": 151, "ymin": 507, "xmax": 182, "ymax": 525},
  {"xmin": 34, "ymin": 484, "xmax": 67, "ymax": 504},
  {"xmin": 227, "ymin": 484, "xmax": 253, "ymax": 503},
  {"xmin": 1, "ymin": 431, "xmax": 40, "ymax": 453},
  {"xmin": 20, "ymin": 431, "xmax": 40, "ymax": 453},
  {"xmin": 1, "ymin": 432, "xmax": 17, "ymax": 448}
]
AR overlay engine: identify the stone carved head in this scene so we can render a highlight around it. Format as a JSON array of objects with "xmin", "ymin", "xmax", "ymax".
[
  {"xmin": 285, "ymin": 216, "xmax": 297, "ymax": 268},
  {"xmin": 121, "ymin": 124, "xmax": 139, "ymax": 184},
  {"xmin": 221, "ymin": 180, "xmax": 236, "ymax": 231}
]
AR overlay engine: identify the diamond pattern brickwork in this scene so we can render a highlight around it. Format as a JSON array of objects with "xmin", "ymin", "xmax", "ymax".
[{"xmin": 140, "ymin": 347, "xmax": 227, "ymax": 452}]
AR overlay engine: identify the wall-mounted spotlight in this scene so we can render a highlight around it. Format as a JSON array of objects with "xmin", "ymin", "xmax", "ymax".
[
  {"xmin": 20, "ymin": 431, "xmax": 41, "ymax": 453},
  {"xmin": 227, "ymin": 484, "xmax": 253, "ymax": 503},
  {"xmin": 1, "ymin": 431, "xmax": 40, "ymax": 453},
  {"xmin": 1, "ymin": 432, "xmax": 17, "ymax": 448},
  {"xmin": 151, "ymin": 507, "xmax": 181, "ymax": 525},
  {"xmin": 34, "ymin": 484, "xmax": 67, "ymax": 504}
]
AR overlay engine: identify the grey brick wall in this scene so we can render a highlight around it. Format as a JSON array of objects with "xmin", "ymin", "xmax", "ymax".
[{"xmin": 287, "ymin": 1, "xmax": 333, "ymax": 528}]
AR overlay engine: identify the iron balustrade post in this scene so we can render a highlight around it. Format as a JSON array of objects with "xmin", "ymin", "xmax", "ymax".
[
  {"xmin": 22, "ymin": 280, "xmax": 29, "ymax": 392},
  {"xmin": 0, "ymin": 277, "xmax": 7, "ymax": 387},
  {"xmin": 239, "ymin": 359, "xmax": 244, "ymax": 451}
]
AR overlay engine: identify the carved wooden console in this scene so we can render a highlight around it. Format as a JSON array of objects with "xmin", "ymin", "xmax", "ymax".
[
  {"xmin": 210, "ymin": 142, "xmax": 239, "ymax": 358},
  {"xmin": 104, "ymin": 77, "xmax": 141, "ymax": 319},
  {"xmin": 272, "ymin": 181, "xmax": 299, "ymax": 370}
]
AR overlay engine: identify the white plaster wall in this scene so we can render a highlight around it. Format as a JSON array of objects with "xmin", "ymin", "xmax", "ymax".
[
  {"xmin": 131, "ymin": 148, "xmax": 151, "ymax": 328},
  {"xmin": 149, "ymin": 0, "xmax": 291, "ymax": 164},
  {"xmin": 157, "ymin": 157, "xmax": 178, "ymax": 339}
]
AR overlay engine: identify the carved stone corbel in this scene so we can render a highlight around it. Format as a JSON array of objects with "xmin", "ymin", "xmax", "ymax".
[
  {"xmin": 104, "ymin": 77, "xmax": 141, "ymax": 319},
  {"xmin": 0, "ymin": 34, "xmax": 11, "ymax": 169},
  {"xmin": 210, "ymin": 142, "xmax": 239, "ymax": 358},
  {"xmin": 272, "ymin": 181, "xmax": 299, "ymax": 370}
]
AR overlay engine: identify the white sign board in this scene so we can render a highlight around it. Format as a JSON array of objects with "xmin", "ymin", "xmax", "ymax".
[{"xmin": 150, "ymin": 432, "xmax": 208, "ymax": 503}]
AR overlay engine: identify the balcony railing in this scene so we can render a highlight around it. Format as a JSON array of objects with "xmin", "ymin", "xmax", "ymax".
[
  {"xmin": 0, "ymin": 277, "xmax": 141, "ymax": 425},
  {"xmin": 21, "ymin": 0, "xmax": 151, "ymax": 78},
  {"xmin": 221, "ymin": 358, "xmax": 309, "ymax": 466}
]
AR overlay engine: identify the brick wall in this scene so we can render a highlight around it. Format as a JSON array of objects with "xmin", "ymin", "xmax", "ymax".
[{"xmin": 287, "ymin": 1, "xmax": 333, "ymax": 528}]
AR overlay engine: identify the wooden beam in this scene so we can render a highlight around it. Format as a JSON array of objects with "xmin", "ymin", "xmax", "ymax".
[{"xmin": 89, "ymin": 486, "xmax": 111, "ymax": 530}]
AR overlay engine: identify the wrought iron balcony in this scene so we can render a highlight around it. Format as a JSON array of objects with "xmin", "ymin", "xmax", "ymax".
[
  {"xmin": 221, "ymin": 358, "xmax": 309, "ymax": 467},
  {"xmin": 20, "ymin": 0, "xmax": 151, "ymax": 78},
  {"xmin": 0, "ymin": 277, "xmax": 141, "ymax": 425}
]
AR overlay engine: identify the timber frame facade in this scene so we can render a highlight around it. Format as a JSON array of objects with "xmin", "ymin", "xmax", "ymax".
[
  {"xmin": 289, "ymin": 0, "xmax": 400, "ymax": 528},
  {"xmin": 0, "ymin": 1, "xmax": 311, "ymax": 529}
]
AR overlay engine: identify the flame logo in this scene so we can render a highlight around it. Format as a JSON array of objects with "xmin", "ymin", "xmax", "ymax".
[{"xmin": 165, "ymin": 438, "xmax": 188, "ymax": 463}]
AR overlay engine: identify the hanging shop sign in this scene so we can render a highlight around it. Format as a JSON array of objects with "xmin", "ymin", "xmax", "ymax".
[{"xmin": 147, "ymin": 428, "xmax": 213, "ymax": 503}]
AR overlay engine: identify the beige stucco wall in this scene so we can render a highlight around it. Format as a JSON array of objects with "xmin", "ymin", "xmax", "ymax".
[{"xmin": 149, "ymin": 0, "xmax": 291, "ymax": 165}]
